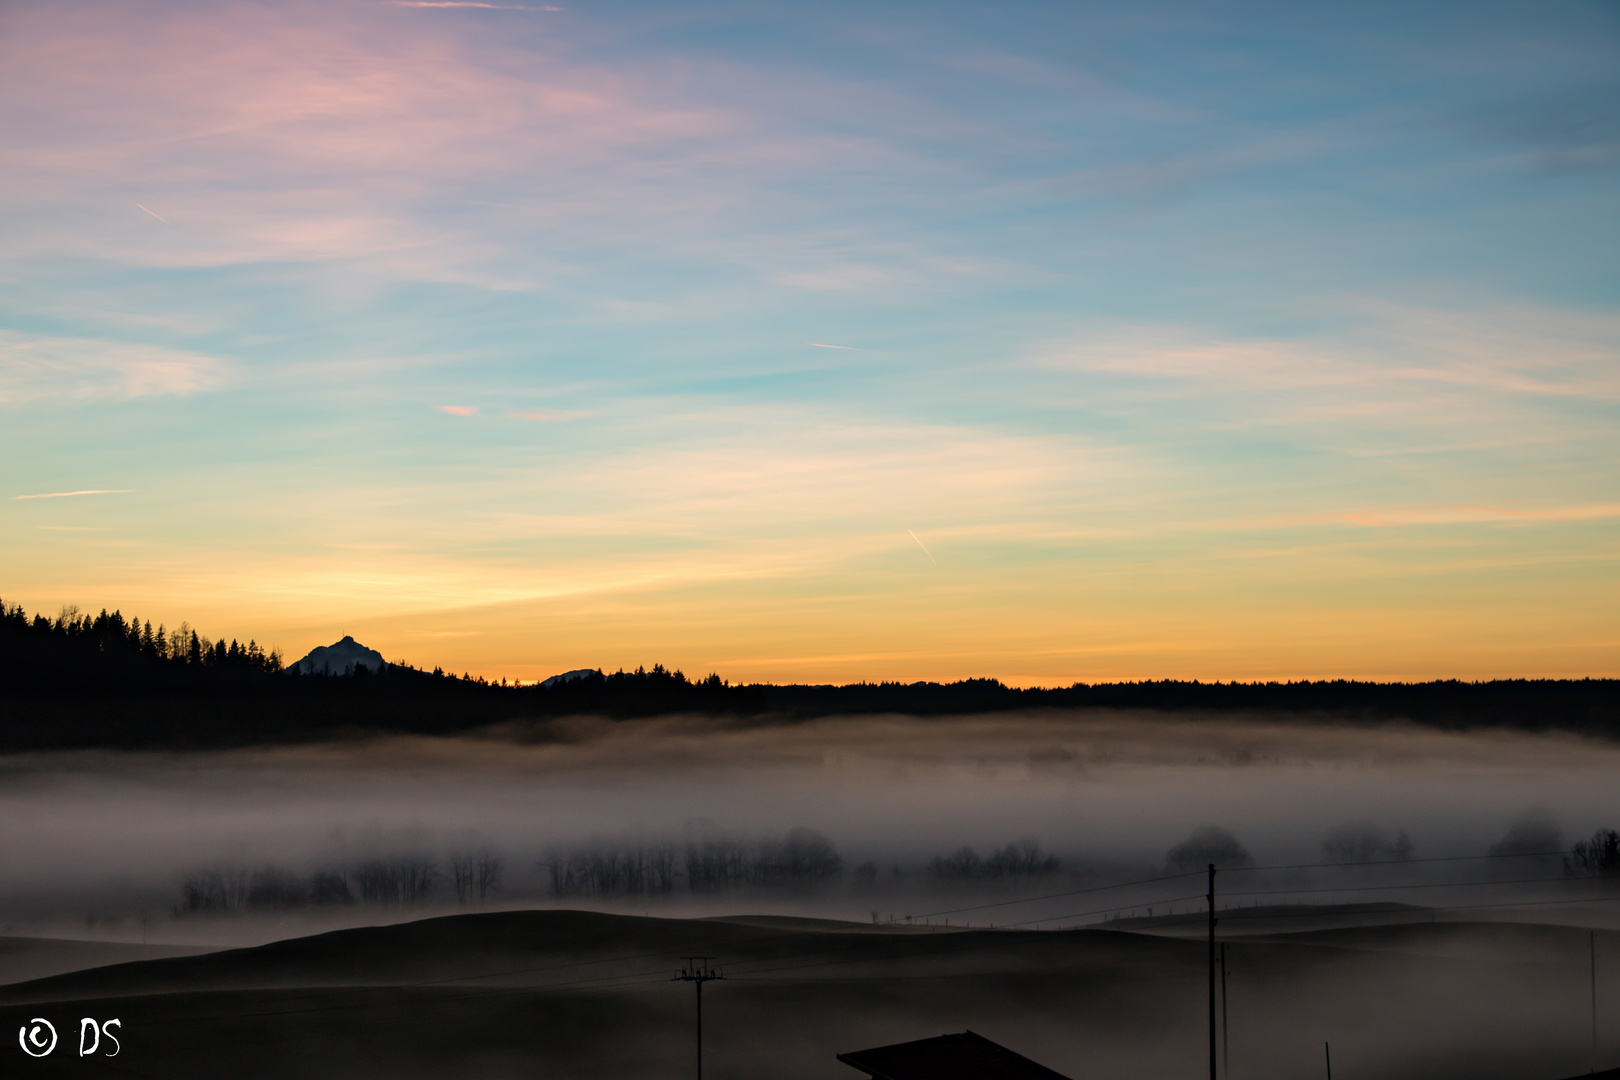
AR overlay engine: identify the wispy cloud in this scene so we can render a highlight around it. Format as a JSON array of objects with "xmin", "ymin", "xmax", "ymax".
[
  {"xmin": 1033, "ymin": 302, "xmax": 1620, "ymax": 403},
  {"xmin": 438, "ymin": 405, "xmax": 478, "ymax": 416},
  {"xmin": 392, "ymin": 2, "xmax": 558, "ymax": 9},
  {"xmin": 134, "ymin": 202, "xmax": 170, "ymax": 224},
  {"xmin": 1341, "ymin": 504, "xmax": 1620, "ymax": 528},
  {"xmin": 508, "ymin": 409, "xmax": 587, "ymax": 421},
  {"xmin": 776, "ymin": 266, "xmax": 905, "ymax": 293},
  {"xmin": 0, "ymin": 1, "xmax": 733, "ymax": 281},
  {"xmin": 0, "ymin": 333, "xmax": 226, "ymax": 403},
  {"xmin": 805, "ymin": 342, "xmax": 858, "ymax": 350},
  {"xmin": 14, "ymin": 490, "xmax": 134, "ymax": 500}
]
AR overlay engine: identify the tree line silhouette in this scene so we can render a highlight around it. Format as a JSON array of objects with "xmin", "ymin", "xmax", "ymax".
[
  {"xmin": 1, "ymin": 600, "xmax": 282, "ymax": 685},
  {"xmin": 928, "ymin": 839, "xmax": 1061, "ymax": 879},
  {"xmin": 3, "ymin": 595, "xmax": 1618, "ymax": 750},
  {"xmin": 163, "ymin": 821, "xmax": 1620, "ymax": 918},
  {"xmin": 175, "ymin": 830, "xmax": 849, "ymax": 915},
  {"xmin": 178, "ymin": 847, "xmax": 505, "ymax": 915},
  {"xmin": 541, "ymin": 828, "xmax": 843, "ymax": 898}
]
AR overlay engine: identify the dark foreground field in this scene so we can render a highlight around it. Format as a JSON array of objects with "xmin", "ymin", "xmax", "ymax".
[{"xmin": 2, "ymin": 909, "xmax": 1614, "ymax": 1079}]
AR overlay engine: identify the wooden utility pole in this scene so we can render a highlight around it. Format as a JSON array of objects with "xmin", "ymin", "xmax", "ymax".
[
  {"xmin": 1325, "ymin": 1042, "xmax": 1332, "ymax": 1080},
  {"xmin": 1221, "ymin": 942, "xmax": 1230, "ymax": 1079},
  {"xmin": 1594, "ymin": 931, "xmax": 1599, "ymax": 1074},
  {"xmin": 1209, "ymin": 864, "xmax": 1218, "ymax": 1080},
  {"xmin": 674, "ymin": 956, "xmax": 723, "ymax": 1080}
]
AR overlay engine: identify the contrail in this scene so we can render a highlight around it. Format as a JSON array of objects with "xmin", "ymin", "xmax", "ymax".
[
  {"xmin": 805, "ymin": 342, "xmax": 857, "ymax": 350},
  {"xmin": 907, "ymin": 529, "xmax": 936, "ymax": 564},
  {"xmin": 13, "ymin": 489, "xmax": 134, "ymax": 500},
  {"xmin": 134, "ymin": 203, "xmax": 170, "ymax": 224}
]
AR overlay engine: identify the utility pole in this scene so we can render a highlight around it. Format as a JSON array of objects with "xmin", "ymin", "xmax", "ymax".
[
  {"xmin": 1221, "ymin": 942, "xmax": 1230, "ymax": 1080},
  {"xmin": 674, "ymin": 956, "xmax": 723, "ymax": 1080},
  {"xmin": 1593, "ymin": 931, "xmax": 1599, "ymax": 1074},
  {"xmin": 1325, "ymin": 1042, "xmax": 1332, "ymax": 1080},
  {"xmin": 1209, "ymin": 863, "xmax": 1218, "ymax": 1080}
]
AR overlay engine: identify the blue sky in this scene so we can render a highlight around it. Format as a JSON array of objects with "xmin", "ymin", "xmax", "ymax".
[{"xmin": 2, "ymin": 0, "xmax": 1616, "ymax": 681}]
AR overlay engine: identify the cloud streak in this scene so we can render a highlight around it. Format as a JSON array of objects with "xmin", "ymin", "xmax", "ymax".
[
  {"xmin": 13, "ymin": 490, "xmax": 134, "ymax": 500},
  {"xmin": 391, "ymin": 2, "xmax": 558, "ymax": 9},
  {"xmin": 0, "ymin": 333, "xmax": 225, "ymax": 402},
  {"xmin": 1341, "ymin": 504, "xmax": 1620, "ymax": 528}
]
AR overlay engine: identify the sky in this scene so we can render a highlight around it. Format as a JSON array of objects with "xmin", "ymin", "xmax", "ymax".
[{"xmin": 1, "ymin": 0, "xmax": 1617, "ymax": 685}]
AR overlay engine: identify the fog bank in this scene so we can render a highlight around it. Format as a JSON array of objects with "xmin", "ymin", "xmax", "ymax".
[{"xmin": 3, "ymin": 711, "xmax": 1616, "ymax": 942}]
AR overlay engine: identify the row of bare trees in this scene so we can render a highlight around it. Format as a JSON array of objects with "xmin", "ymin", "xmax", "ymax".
[
  {"xmin": 928, "ymin": 839, "xmax": 1061, "ymax": 879},
  {"xmin": 542, "ymin": 828, "xmax": 843, "ymax": 897},
  {"xmin": 541, "ymin": 843, "xmax": 683, "ymax": 897},
  {"xmin": 178, "ymin": 848, "xmax": 503, "ymax": 915}
]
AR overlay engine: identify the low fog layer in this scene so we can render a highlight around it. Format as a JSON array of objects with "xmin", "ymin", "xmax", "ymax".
[{"xmin": 2, "ymin": 711, "xmax": 1616, "ymax": 942}]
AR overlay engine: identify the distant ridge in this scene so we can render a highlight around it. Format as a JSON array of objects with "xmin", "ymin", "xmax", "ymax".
[{"xmin": 540, "ymin": 668, "xmax": 600, "ymax": 688}]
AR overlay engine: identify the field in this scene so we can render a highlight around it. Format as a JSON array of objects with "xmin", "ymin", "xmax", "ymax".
[{"xmin": 4, "ymin": 906, "xmax": 1615, "ymax": 1079}]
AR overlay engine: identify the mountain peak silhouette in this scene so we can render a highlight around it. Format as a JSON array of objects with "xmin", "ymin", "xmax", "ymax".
[{"xmin": 293, "ymin": 636, "xmax": 384, "ymax": 676}]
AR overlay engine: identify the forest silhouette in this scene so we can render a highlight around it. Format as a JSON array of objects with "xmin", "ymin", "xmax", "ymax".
[{"xmin": 1, "ymin": 596, "xmax": 1616, "ymax": 750}]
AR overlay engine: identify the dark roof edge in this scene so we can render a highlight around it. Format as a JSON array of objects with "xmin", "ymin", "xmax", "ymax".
[{"xmin": 834, "ymin": 1051, "xmax": 888, "ymax": 1080}]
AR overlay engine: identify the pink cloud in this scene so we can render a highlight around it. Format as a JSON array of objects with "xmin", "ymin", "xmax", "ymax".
[
  {"xmin": 0, "ymin": 0, "xmax": 738, "ymax": 275},
  {"xmin": 438, "ymin": 405, "xmax": 477, "ymax": 416}
]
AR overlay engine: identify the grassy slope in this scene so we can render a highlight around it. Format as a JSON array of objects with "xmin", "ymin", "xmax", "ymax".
[
  {"xmin": 0, "ymin": 937, "xmax": 216, "ymax": 988},
  {"xmin": 0, "ymin": 909, "xmax": 1611, "ymax": 1080}
]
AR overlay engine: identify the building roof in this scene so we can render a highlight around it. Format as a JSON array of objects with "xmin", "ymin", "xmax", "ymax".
[{"xmin": 836, "ymin": 1030, "xmax": 1074, "ymax": 1080}]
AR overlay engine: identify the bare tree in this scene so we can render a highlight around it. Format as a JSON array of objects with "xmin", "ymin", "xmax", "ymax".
[
  {"xmin": 1567, "ymin": 829, "xmax": 1620, "ymax": 878},
  {"xmin": 930, "ymin": 846, "xmax": 982, "ymax": 878},
  {"xmin": 178, "ymin": 865, "xmax": 252, "ymax": 914},
  {"xmin": 1322, "ymin": 823, "xmax": 1414, "ymax": 864},
  {"xmin": 399, "ymin": 853, "xmax": 438, "ymax": 905},
  {"xmin": 475, "ymin": 851, "xmax": 503, "ymax": 903},
  {"xmin": 356, "ymin": 853, "xmax": 439, "ymax": 906},
  {"xmin": 450, "ymin": 853, "xmax": 476, "ymax": 905}
]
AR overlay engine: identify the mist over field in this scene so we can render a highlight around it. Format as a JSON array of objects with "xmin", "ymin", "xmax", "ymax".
[{"xmin": 3, "ymin": 711, "xmax": 1615, "ymax": 942}]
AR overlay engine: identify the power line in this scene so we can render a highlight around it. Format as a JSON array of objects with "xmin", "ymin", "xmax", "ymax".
[
  {"xmin": 674, "ymin": 957, "xmax": 723, "ymax": 1080},
  {"xmin": 1129, "ymin": 890, "xmax": 1620, "ymax": 931},
  {"xmin": 1224, "ymin": 872, "xmax": 1580, "ymax": 898},
  {"xmin": 882, "ymin": 869, "xmax": 1205, "ymax": 923},
  {"xmin": 721, "ymin": 897, "xmax": 1214, "ymax": 981},
  {"xmin": 869, "ymin": 849, "xmax": 1575, "ymax": 927},
  {"xmin": 1232, "ymin": 849, "xmax": 1571, "ymax": 873}
]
